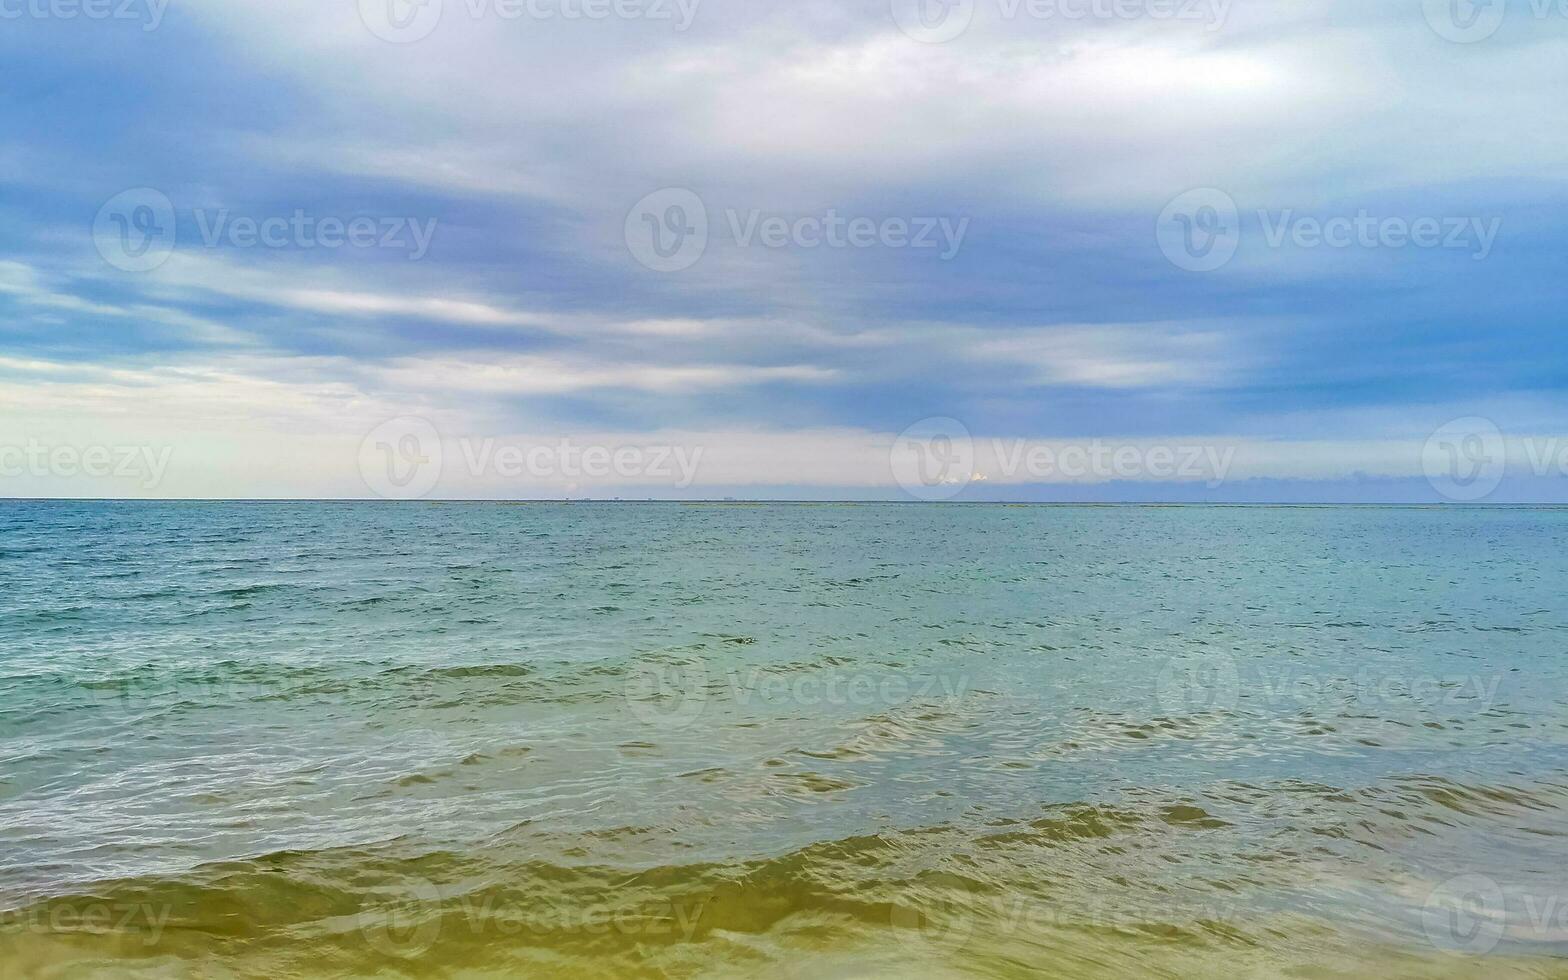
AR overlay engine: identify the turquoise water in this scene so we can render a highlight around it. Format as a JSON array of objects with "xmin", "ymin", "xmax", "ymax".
[{"xmin": 2, "ymin": 501, "xmax": 1567, "ymax": 977}]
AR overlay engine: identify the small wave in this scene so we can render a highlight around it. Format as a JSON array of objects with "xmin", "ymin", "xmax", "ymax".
[
  {"xmin": 209, "ymin": 583, "xmax": 290, "ymax": 599},
  {"xmin": 383, "ymin": 664, "xmax": 535, "ymax": 680}
]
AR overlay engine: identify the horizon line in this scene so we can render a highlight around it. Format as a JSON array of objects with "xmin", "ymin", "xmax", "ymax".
[{"xmin": 3, "ymin": 497, "xmax": 1564, "ymax": 508}]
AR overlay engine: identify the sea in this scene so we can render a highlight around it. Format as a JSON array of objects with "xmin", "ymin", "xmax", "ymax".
[{"xmin": 2, "ymin": 501, "xmax": 1566, "ymax": 977}]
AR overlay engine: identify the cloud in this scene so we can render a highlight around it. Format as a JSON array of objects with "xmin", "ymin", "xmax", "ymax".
[
  {"xmin": 126, "ymin": 253, "xmax": 553, "ymax": 330},
  {"xmin": 967, "ymin": 323, "xmax": 1241, "ymax": 388},
  {"xmin": 1, "ymin": 1, "xmax": 1564, "ymax": 498},
  {"xmin": 369, "ymin": 354, "xmax": 840, "ymax": 395},
  {"xmin": 0, "ymin": 260, "xmax": 254, "ymax": 344}
]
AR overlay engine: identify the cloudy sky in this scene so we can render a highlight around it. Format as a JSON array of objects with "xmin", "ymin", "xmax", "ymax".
[{"xmin": 1, "ymin": 0, "xmax": 1565, "ymax": 500}]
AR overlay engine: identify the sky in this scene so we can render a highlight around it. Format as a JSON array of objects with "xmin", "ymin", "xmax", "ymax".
[{"xmin": 1, "ymin": 0, "xmax": 1565, "ymax": 501}]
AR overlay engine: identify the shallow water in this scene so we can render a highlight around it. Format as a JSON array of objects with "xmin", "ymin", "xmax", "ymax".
[{"xmin": 2, "ymin": 501, "xmax": 1566, "ymax": 977}]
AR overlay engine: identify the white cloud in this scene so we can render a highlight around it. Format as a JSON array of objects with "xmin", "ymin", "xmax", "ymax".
[
  {"xmin": 968, "ymin": 323, "xmax": 1239, "ymax": 388},
  {"xmin": 5, "ymin": 1, "xmax": 1563, "ymax": 501},
  {"xmin": 370, "ymin": 354, "xmax": 839, "ymax": 395},
  {"xmin": 0, "ymin": 260, "xmax": 253, "ymax": 344},
  {"xmin": 136, "ymin": 253, "xmax": 556, "ymax": 330},
  {"xmin": 177, "ymin": 1, "xmax": 1568, "ymax": 216}
]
